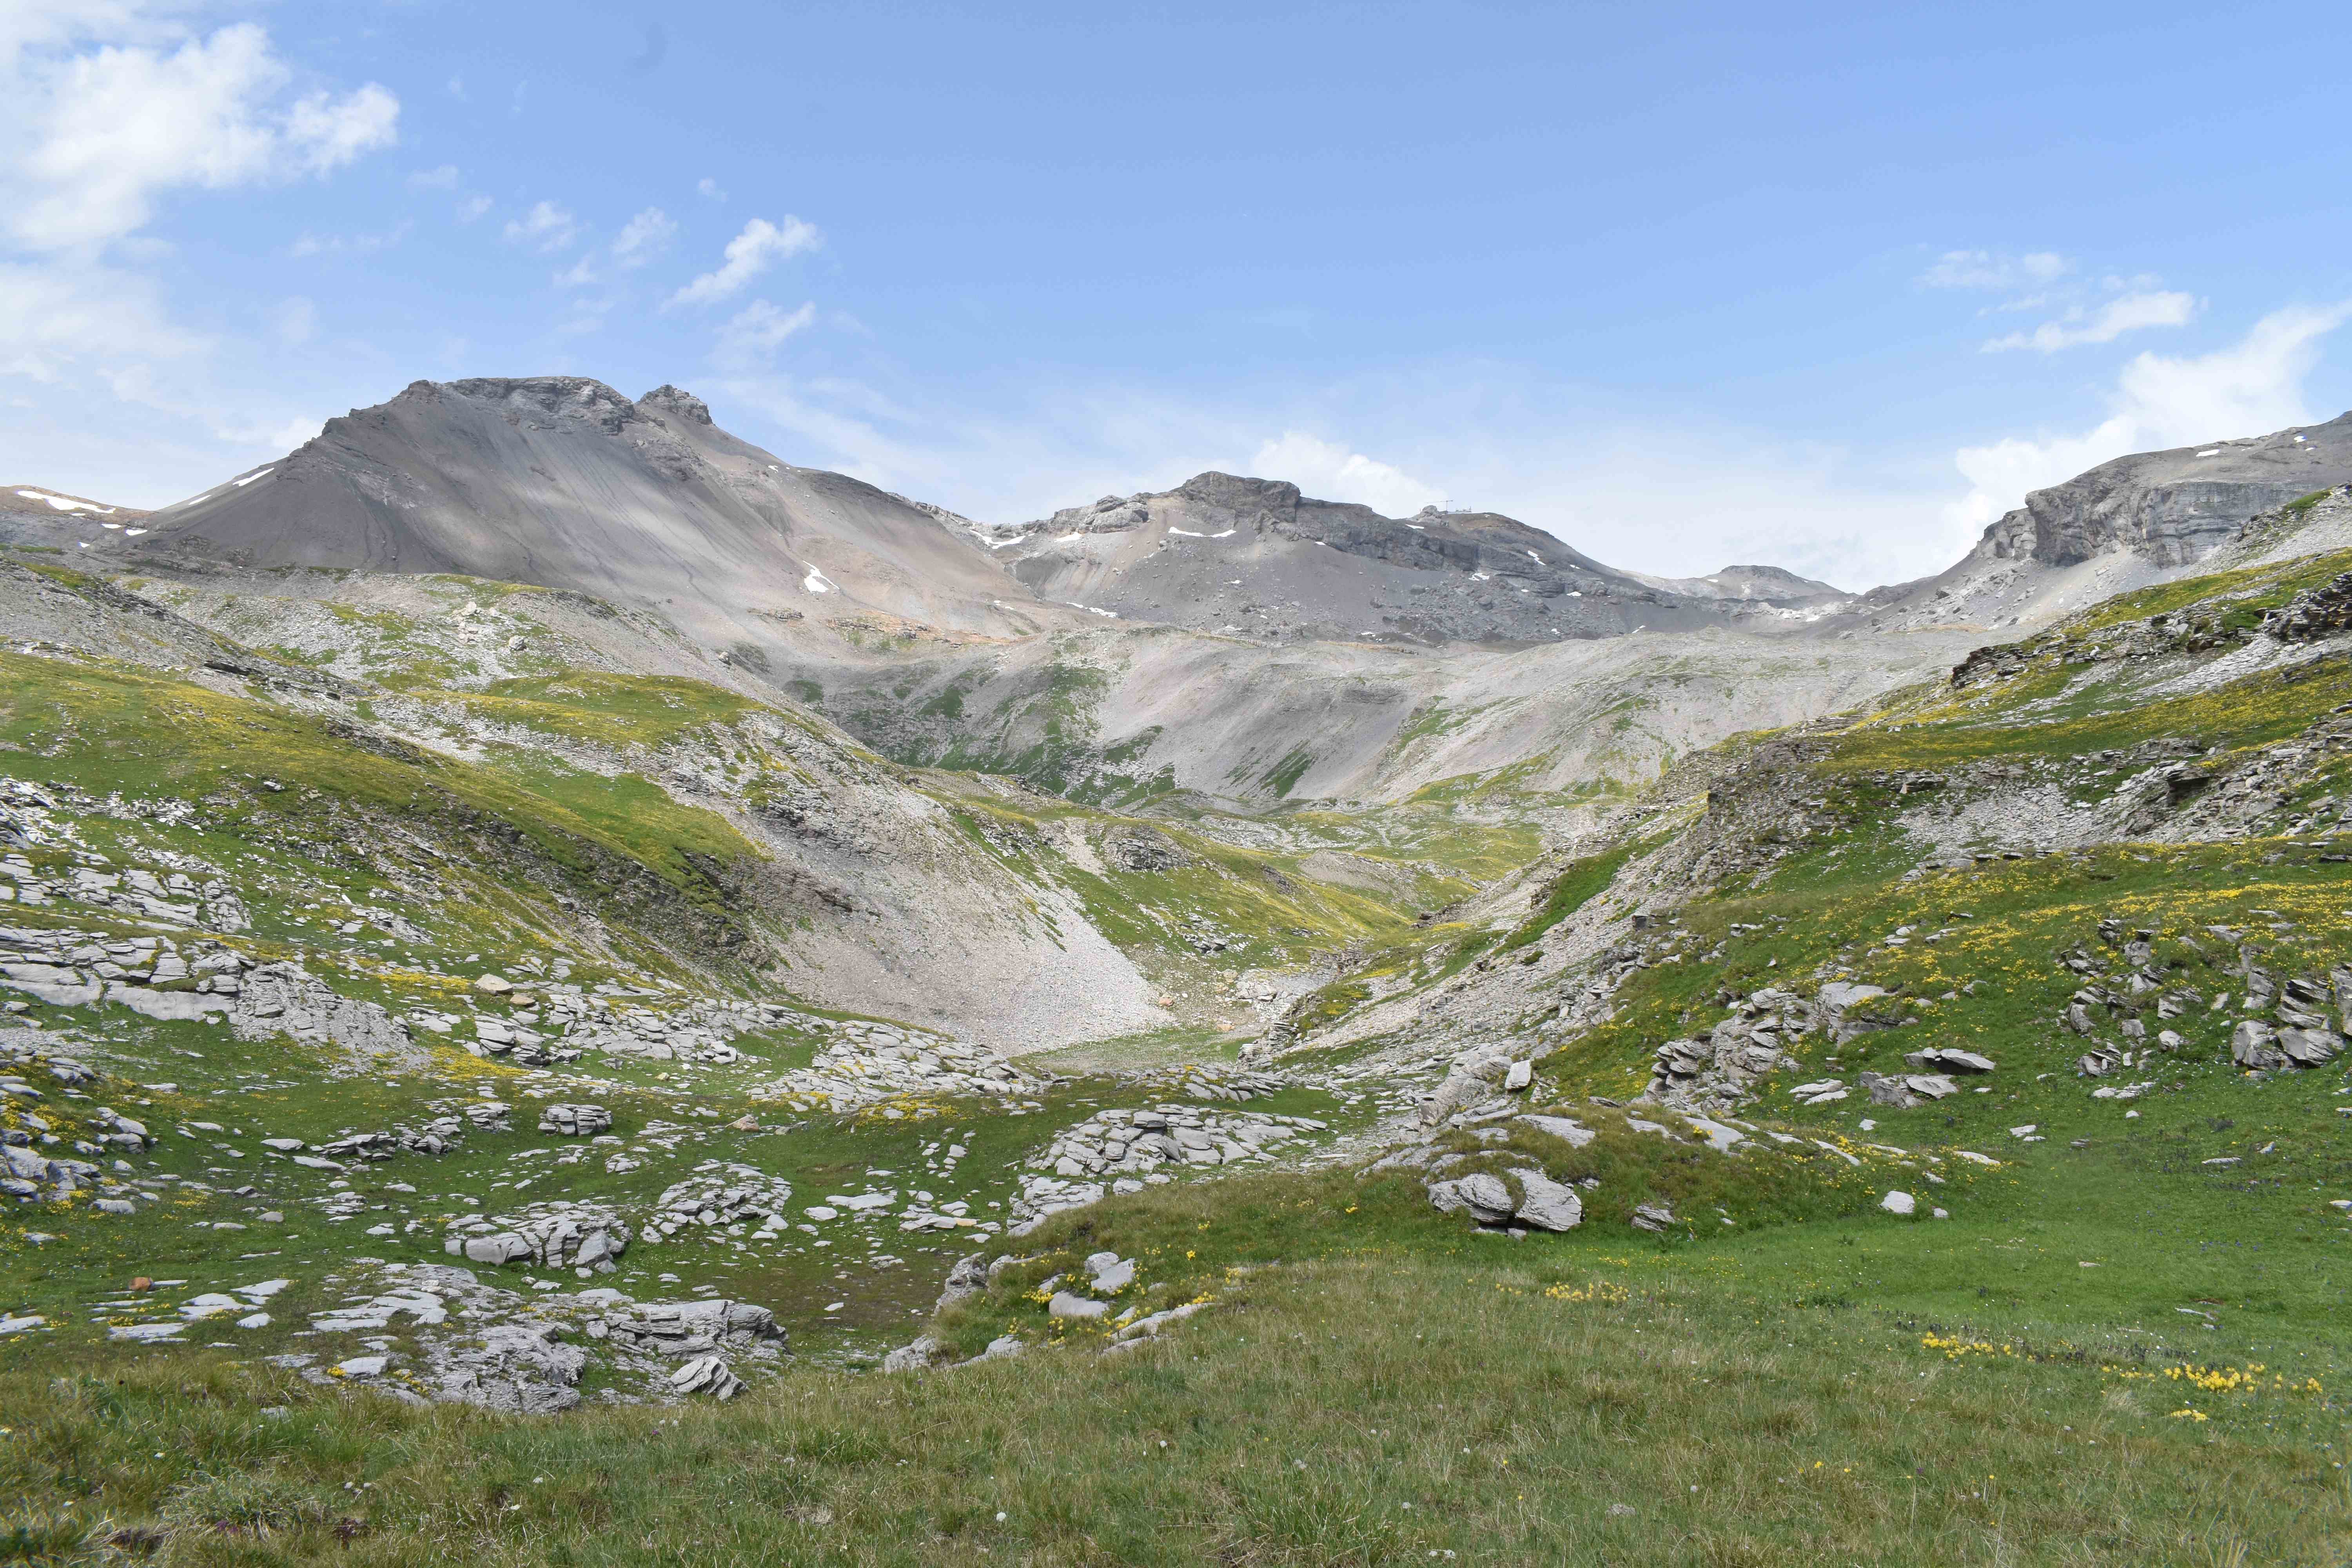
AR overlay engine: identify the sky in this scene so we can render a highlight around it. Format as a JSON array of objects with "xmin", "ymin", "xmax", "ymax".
[{"xmin": 3, "ymin": 0, "xmax": 2350, "ymax": 589}]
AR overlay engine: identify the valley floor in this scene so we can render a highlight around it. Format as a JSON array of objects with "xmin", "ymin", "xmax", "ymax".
[
  {"xmin": 7, "ymin": 1141, "xmax": 2350, "ymax": 1565},
  {"xmin": 12, "ymin": 508, "xmax": 2352, "ymax": 1564}
]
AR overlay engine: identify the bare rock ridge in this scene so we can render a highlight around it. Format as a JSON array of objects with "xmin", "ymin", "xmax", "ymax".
[
  {"xmin": 64, "ymin": 375, "xmax": 2352, "ymax": 656},
  {"xmin": 1, "ymin": 483, "xmax": 151, "ymax": 550},
  {"xmin": 113, "ymin": 376, "xmax": 1049, "ymax": 644},
  {"xmin": 990, "ymin": 470, "xmax": 1847, "ymax": 644}
]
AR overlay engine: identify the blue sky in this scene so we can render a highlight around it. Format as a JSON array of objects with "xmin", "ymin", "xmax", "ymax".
[{"xmin": 4, "ymin": 0, "xmax": 2349, "ymax": 587}]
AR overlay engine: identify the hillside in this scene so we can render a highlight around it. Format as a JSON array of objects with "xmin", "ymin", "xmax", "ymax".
[{"xmin": 5, "ymin": 416, "xmax": 2352, "ymax": 1564}]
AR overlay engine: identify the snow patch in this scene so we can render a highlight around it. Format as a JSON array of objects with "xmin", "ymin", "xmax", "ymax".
[
  {"xmin": 802, "ymin": 566, "xmax": 838, "ymax": 595},
  {"xmin": 231, "ymin": 467, "xmax": 274, "ymax": 487},
  {"xmin": 1065, "ymin": 602, "xmax": 1120, "ymax": 619},
  {"xmin": 1168, "ymin": 528, "xmax": 1205, "ymax": 537},
  {"xmin": 1210, "ymin": 529, "xmax": 1236, "ymax": 539},
  {"xmin": 13, "ymin": 489, "xmax": 113, "ymax": 514}
]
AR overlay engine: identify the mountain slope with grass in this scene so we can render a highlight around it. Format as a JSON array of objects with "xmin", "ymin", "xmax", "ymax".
[{"xmin": 5, "ymin": 445, "xmax": 2352, "ymax": 1563}]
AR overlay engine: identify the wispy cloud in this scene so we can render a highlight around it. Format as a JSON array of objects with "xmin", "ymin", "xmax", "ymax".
[
  {"xmin": 714, "ymin": 298, "xmax": 815, "ymax": 369},
  {"xmin": 407, "ymin": 164, "xmax": 459, "ymax": 190},
  {"xmin": 664, "ymin": 216, "xmax": 820, "ymax": 309},
  {"xmin": 696, "ymin": 176, "xmax": 726, "ymax": 201},
  {"xmin": 289, "ymin": 221, "xmax": 410, "ymax": 258},
  {"xmin": 1944, "ymin": 301, "xmax": 2352, "ymax": 535},
  {"xmin": 1921, "ymin": 249, "xmax": 2071, "ymax": 296},
  {"xmin": 269, "ymin": 295, "xmax": 314, "ymax": 345},
  {"xmin": 611, "ymin": 207, "xmax": 675, "ymax": 269},
  {"xmin": 1248, "ymin": 432, "xmax": 1447, "ymax": 515},
  {"xmin": 1983, "ymin": 290, "xmax": 2198, "ymax": 353},
  {"xmin": 502, "ymin": 199, "xmax": 579, "ymax": 252}
]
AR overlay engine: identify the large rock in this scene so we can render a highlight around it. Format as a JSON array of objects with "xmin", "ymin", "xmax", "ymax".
[
  {"xmin": 668, "ymin": 1354, "xmax": 744, "ymax": 1399},
  {"xmin": 1508, "ymin": 1169, "xmax": 1583, "ymax": 1232},
  {"xmin": 233, "ymin": 962, "xmax": 420, "ymax": 1068},
  {"xmin": 602, "ymin": 1297, "xmax": 782, "ymax": 1356},
  {"xmin": 434, "ymin": 1322, "xmax": 586, "ymax": 1414},
  {"xmin": 2231, "ymin": 1020, "xmax": 2286, "ymax": 1071},
  {"xmin": 2278, "ymin": 1027, "xmax": 2343, "ymax": 1067},
  {"xmin": 1427, "ymin": 1172, "xmax": 1517, "ymax": 1225},
  {"xmin": 446, "ymin": 1207, "xmax": 631, "ymax": 1272},
  {"xmin": 935, "ymin": 1253, "xmax": 990, "ymax": 1311},
  {"xmin": 537, "ymin": 1103, "xmax": 612, "ymax": 1136}
]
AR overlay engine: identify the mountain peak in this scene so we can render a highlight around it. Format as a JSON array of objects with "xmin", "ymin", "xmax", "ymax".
[{"xmin": 641, "ymin": 384, "xmax": 714, "ymax": 426}]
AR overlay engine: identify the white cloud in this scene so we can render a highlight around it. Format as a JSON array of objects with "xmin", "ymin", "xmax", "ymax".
[
  {"xmin": 1922, "ymin": 250, "xmax": 2072, "ymax": 293},
  {"xmin": 0, "ymin": 258, "xmax": 206, "ymax": 367},
  {"xmin": 714, "ymin": 299, "xmax": 815, "ymax": 369},
  {"xmin": 287, "ymin": 221, "xmax": 408, "ymax": 258},
  {"xmin": 1983, "ymin": 290, "xmax": 2198, "ymax": 353},
  {"xmin": 284, "ymin": 82, "xmax": 396, "ymax": 174},
  {"xmin": 1944, "ymin": 301, "xmax": 2352, "ymax": 535},
  {"xmin": 270, "ymin": 295, "xmax": 314, "ymax": 344},
  {"xmin": 697, "ymin": 176, "xmax": 726, "ymax": 201},
  {"xmin": 1942, "ymin": 417, "xmax": 2138, "ymax": 536},
  {"xmin": 664, "ymin": 216, "xmax": 820, "ymax": 309},
  {"xmin": 502, "ymin": 200, "xmax": 580, "ymax": 252},
  {"xmin": 1248, "ymin": 431, "xmax": 1448, "ymax": 516},
  {"xmin": 611, "ymin": 206, "xmax": 675, "ymax": 269},
  {"xmin": 407, "ymin": 163, "xmax": 459, "ymax": 190},
  {"xmin": 2118, "ymin": 301, "xmax": 2352, "ymax": 446},
  {"xmin": 456, "ymin": 193, "xmax": 492, "ymax": 223},
  {"xmin": 5, "ymin": 22, "xmax": 398, "ymax": 250},
  {"xmin": 553, "ymin": 256, "xmax": 597, "ymax": 288}
]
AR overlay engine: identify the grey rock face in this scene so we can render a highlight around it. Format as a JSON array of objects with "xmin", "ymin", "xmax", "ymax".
[
  {"xmin": 232, "ymin": 962, "xmax": 419, "ymax": 1069},
  {"xmin": 602, "ymin": 1298, "xmax": 783, "ymax": 1357},
  {"xmin": 437, "ymin": 1323, "xmax": 587, "ymax": 1414},
  {"xmin": 118, "ymin": 376, "xmax": 1037, "ymax": 641},
  {"xmin": 2004, "ymin": 414, "xmax": 2352, "ymax": 568}
]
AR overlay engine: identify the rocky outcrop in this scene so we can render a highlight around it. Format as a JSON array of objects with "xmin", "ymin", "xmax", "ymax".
[
  {"xmin": 234, "ymin": 962, "xmax": 421, "ymax": 1069},
  {"xmin": 1641, "ymin": 986, "xmax": 1812, "ymax": 1109},
  {"xmin": 2002, "ymin": 412, "xmax": 2352, "ymax": 568}
]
